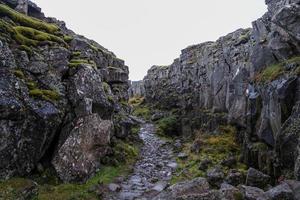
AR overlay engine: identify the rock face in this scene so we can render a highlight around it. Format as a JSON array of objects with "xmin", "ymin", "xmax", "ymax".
[
  {"xmin": 52, "ymin": 114, "xmax": 113, "ymax": 183},
  {"xmin": 0, "ymin": 0, "xmax": 132, "ymax": 182},
  {"xmin": 128, "ymin": 80, "xmax": 145, "ymax": 98},
  {"xmin": 142, "ymin": 0, "xmax": 300, "ymax": 180}
]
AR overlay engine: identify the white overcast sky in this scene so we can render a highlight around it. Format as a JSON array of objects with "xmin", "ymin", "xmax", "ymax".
[{"xmin": 33, "ymin": 0, "xmax": 267, "ymax": 80}]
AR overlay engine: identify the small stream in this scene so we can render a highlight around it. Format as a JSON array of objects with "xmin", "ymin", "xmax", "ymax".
[{"xmin": 105, "ymin": 123, "xmax": 177, "ymax": 200}]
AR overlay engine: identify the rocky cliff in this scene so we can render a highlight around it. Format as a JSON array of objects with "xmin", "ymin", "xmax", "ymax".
[
  {"xmin": 142, "ymin": 0, "xmax": 300, "ymax": 180},
  {"xmin": 0, "ymin": 0, "xmax": 135, "ymax": 183},
  {"xmin": 128, "ymin": 80, "xmax": 145, "ymax": 98}
]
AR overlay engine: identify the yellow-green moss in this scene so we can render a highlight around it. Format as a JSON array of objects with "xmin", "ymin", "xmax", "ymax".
[
  {"xmin": 129, "ymin": 96, "xmax": 145, "ymax": 106},
  {"xmin": 13, "ymin": 26, "xmax": 66, "ymax": 46},
  {"xmin": 63, "ymin": 35, "xmax": 73, "ymax": 43},
  {"xmin": 29, "ymin": 89, "xmax": 60, "ymax": 101},
  {"xmin": 102, "ymin": 82, "xmax": 110, "ymax": 94},
  {"xmin": 18, "ymin": 44, "xmax": 33, "ymax": 54},
  {"xmin": 0, "ymin": 4, "xmax": 58, "ymax": 34},
  {"xmin": 171, "ymin": 125, "xmax": 243, "ymax": 184},
  {"xmin": 256, "ymin": 56, "xmax": 300, "ymax": 83},
  {"xmin": 13, "ymin": 69, "xmax": 25, "ymax": 79},
  {"xmin": 133, "ymin": 106, "xmax": 151, "ymax": 120},
  {"xmin": 68, "ymin": 59, "xmax": 96, "ymax": 68},
  {"xmin": 71, "ymin": 51, "xmax": 81, "ymax": 58}
]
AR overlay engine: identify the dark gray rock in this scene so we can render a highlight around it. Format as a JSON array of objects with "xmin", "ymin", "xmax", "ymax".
[
  {"xmin": 239, "ymin": 185, "xmax": 270, "ymax": 200},
  {"xmin": 246, "ymin": 168, "xmax": 271, "ymax": 189},
  {"xmin": 52, "ymin": 114, "xmax": 113, "ymax": 183},
  {"xmin": 206, "ymin": 167, "xmax": 225, "ymax": 188},
  {"xmin": 225, "ymin": 169, "xmax": 245, "ymax": 186},
  {"xmin": 265, "ymin": 183, "xmax": 294, "ymax": 200}
]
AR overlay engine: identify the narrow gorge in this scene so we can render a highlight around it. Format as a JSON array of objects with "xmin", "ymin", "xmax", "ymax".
[{"xmin": 0, "ymin": 0, "xmax": 300, "ymax": 199}]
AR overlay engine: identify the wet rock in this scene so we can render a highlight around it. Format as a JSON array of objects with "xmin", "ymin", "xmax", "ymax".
[
  {"xmin": 154, "ymin": 177, "xmax": 210, "ymax": 200},
  {"xmin": 108, "ymin": 183, "xmax": 121, "ymax": 192},
  {"xmin": 219, "ymin": 183, "xmax": 243, "ymax": 200},
  {"xmin": 239, "ymin": 185, "xmax": 270, "ymax": 200},
  {"xmin": 225, "ymin": 169, "xmax": 245, "ymax": 186},
  {"xmin": 206, "ymin": 167, "xmax": 225, "ymax": 188},
  {"xmin": 198, "ymin": 159, "xmax": 212, "ymax": 171},
  {"xmin": 284, "ymin": 180, "xmax": 300, "ymax": 200},
  {"xmin": 265, "ymin": 183, "xmax": 294, "ymax": 200},
  {"xmin": 52, "ymin": 114, "xmax": 113, "ymax": 183},
  {"xmin": 246, "ymin": 168, "xmax": 271, "ymax": 189}
]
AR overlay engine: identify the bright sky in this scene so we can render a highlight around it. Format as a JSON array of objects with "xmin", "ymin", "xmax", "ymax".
[{"xmin": 33, "ymin": 0, "xmax": 267, "ymax": 81}]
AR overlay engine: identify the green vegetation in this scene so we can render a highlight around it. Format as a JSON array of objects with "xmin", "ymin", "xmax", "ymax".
[
  {"xmin": 29, "ymin": 89, "xmax": 60, "ymax": 101},
  {"xmin": 71, "ymin": 51, "xmax": 81, "ymax": 58},
  {"xmin": 171, "ymin": 125, "xmax": 247, "ymax": 184},
  {"xmin": 13, "ymin": 69, "xmax": 25, "ymax": 79},
  {"xmin": 1, "ymin": 139, "xmax": 141, "ymax": 200},
  {"xmin": 63, "ymin": 35, "xmax": 73, "ymax": 43},
  {"xmin": 68, "ymin": 59, "xmax": 96, "ymax": 68},
  {"xmin": 0, "ymin": 178, "xmax": 37, "ymax": 200},
  {"xmin": 129, "ymin": 96, "xmax": 152, "ymax": 120},
  {"xmin": 13, "ymin": 26, "xmax": 66, "ymax": 46},
  {"xmin": 102, "ymin": 82, "xmax": 110, "ymax": 94},
  {"xmin": 256, "ymin": 56, "xmax": 300, "ymax": 83},
  {"xmin": 18, "ymin": 45, "xmax": 32, "ymax": 54},
  {"xmin": 156, "ymin": 115, "xmax": 178, "ymax": 136},
  {"xmin": 0, "ymin": 4, "xmax": 58, "ymax": 34}
]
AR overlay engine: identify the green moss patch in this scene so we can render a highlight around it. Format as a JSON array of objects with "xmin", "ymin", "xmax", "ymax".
[
  {"xmin": 13, "ymin": 26, "xmax": 66, "ymax": 46},
  {"xmin": 29, "ymin": 89, "xmax": 60, "ymax": 101},
  {"xmin": 13, "ymin": 69, "xmax": 25, "ymax": 79},
  {"xmin": 68, "ymin": 59, "xmax": 96, "ymax": 68},
  {"xmin": 0, "ymin": 178, "xmax": 37, "ymax": 200},
  {"xmin": 256, "ymin": 56, "xmax": 300, "ymax": 83},
  {"xmin": 0, "ymin": 4, "xmax": 58, "ymax": 34},
  {"xmin": 171, "ymin": 125, "xmax": 247, "ymax": 184}
]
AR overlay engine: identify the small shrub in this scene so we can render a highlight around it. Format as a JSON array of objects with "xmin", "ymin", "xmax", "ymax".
[
  {"xmin": 133, "ymin": 106, "xmax": 151, "ymax": 120},
  {"xmin": 156, "ymin": 115, "xmax": 179, "ymax": 136}
]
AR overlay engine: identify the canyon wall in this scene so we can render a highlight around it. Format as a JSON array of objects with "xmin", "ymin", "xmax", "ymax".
[
  {"xmin": 142, "ymin": 0, "xmax": 300, "ymax": 180},
  {"xmin": 0, "ymin": 0, "xmax": 134, "ymax": 182}
]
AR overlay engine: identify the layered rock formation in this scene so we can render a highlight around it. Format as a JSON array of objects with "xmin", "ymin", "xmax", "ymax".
[
  {"xmin": 0, "ymin": 0, "xmax": 133, "ymax": 182},
  {"xmin": 142, "ymin": 0, "xmax": 300, "ymax": 180},
  {"xmin": 128, "ymin": 80, "xmax": 145, "ymax": 98}
]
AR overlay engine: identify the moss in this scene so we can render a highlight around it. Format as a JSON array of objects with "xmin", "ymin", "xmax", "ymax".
[
  {"xmin": 107, "ymin": 95, "xmax": 114, "ymax": 103},
  {"xmin": 71, "ymin": 51, "xmax": 81, "ymax": 58},
  {"xmin": 68, "ymin": 59, "xmax": 96, "ymax": 68},
  {"xmin": 63, "ymin": 35, "xmax": 73, "ymax": 43},
  {"xmin": 0, "ymin": 178, "xmax": 37, "ymax": 200},
  {"xmin": 252, "ymin": 142, "xmax": 268, "ymax": 152},
  {"xmin": 233, "ymin": 191, "xmax": 244, "ymax": 200},
  {"xmin": 18, "ymin": 44, "xmax": 32, "ymax": 54},
  {"xmin": 171, "ymin": 125, "xmax": 242, "ymax": 184},
  {"xmin": 29, "ymin": 89, "xmax": 60, "ymax": 101},
  {"xmin": 256, "ymin": 56, "xmax": 300, "ymax": 83},
  {"xmin": 26, "ymin": 81, "xmax": 37, "ymax": 90},
  {"xmin": 102, "ymin": 82, "xmax": 110, "ymax": 94},
  {"xmin": 256, "ymin": 64, "xmax": 283, "ymax": 83},
  {"xmin": 129, "ymin": 96, "xmax": 145, "ymax": 106},
  {"xmin": 13, "ymin": 26, "xmax": 66, "ymax": 46},
  {"xmin": 131, "ymin": 126, "xmax": 140, "ymax": 135},
  {"xmin": 0, "ymin": 4, "xmax": 58, "ymax": 34},
  {"xmin": 13, "ymin": 69, "xmax": 25, "ymax": 79},
  {"xmin": 133, "ymin": 106, "xmax": 151, "ymax": 120}
]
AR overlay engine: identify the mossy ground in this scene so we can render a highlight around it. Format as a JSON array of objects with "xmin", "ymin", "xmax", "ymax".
[
  {"xmin": 0, "ymin": 139, "xmax": 141, "ymax": 200},
  {"xmin": 129, "ymin": 96, "xmax": 152, "ymax": 120},
  {"xmin": 171, "ymin": 125, "xmax": 247, "ymax": 184}
]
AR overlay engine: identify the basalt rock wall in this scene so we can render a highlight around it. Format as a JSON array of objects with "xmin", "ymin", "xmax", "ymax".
[
  {"xmin": 0, "ymin": 0, "xmax": 134, "ymax": 183},
  {"xmin": 143, "ymin": 0, "xmax": 300, "ymax": 180}
]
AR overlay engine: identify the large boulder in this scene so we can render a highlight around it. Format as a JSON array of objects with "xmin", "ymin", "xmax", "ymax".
[
  {"xmin": 265, "ymin": 183, "xmax": 294, "ymax": 200},
  {"xmin": 153, "ymin": 177, "xmax": 210, "ymax": 200},
  {"xmin": 246, "ymin": 168, "xmax": 271, "ymax": 189},
  {"xmin": 52, "ymin": 114, "xmax": 113, "ymax": 183}
]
